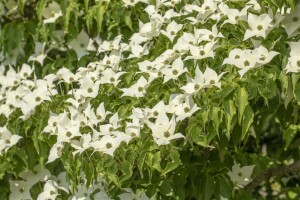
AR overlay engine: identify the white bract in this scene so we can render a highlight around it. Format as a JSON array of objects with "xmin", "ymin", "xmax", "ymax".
[
  {"xmin": 121, "ymin": 76, "xmax": 150, "ymax": 98},
  {"xmin": 69, "ymin": 30, "xmax": 90, "ymax": 60},
  {"xmin": 0, "ymin": 126, "xmax": 22, "ymax": 154},
  {"xmin": 244, "ymin": 13, "xmax": 273, "ymax": 40},
  {"xmin": 146, "ymin": 112, "xmax": 184, "ymax": 145},
  {"xmin": 228, "ymin": 162, "xmax": 255, "ymax": 186},
  {"xmin": 43, "ymin": 1, "xmax": 62, "ymax": 24},
  {"xmin": 161, "ymin": 20, "xmax": 183, "ymax": 42}
]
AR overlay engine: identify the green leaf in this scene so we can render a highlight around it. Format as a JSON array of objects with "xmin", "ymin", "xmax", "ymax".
[
  {"xmin": 223, "ymin": 100, "xmax": 236, "ymax": 139},
  {"xmin": 124, "ymin": 12, "xmax": 133, "ymax": 31},
  {"xmin": 237, "ymin": 87, "xmax": 248, "ymax": 124},
  {"xmin": 293, "ymin": 83, "xmax": 300, "ymax": 103},
  {"xmin": 35, "ymin": 0, "xmax": 48, "ymax": 21},
  {"xmin": 200, "ymin": 175, "xmax": 214, "ymax": 200},
  {"xmin": 162, "ymin": 149, "xmax": 180, "ymax": 176},
  {"xmin": 257, "ymin": 79, "xmax": 277, "ymax": 105},
  {"xmin": 283, "ymin": 125, "xmax": 298, "ymax": 150},
  {"xmin": 217, "ymin": 176, "xmax": 232, "ymax": 200},
  {"xmin": 119, "ymin": 160, "xmax": 133, "ymax": 182},
  {"xmin": 159, "ymin": 180, "xmax": 173, "ymax": 196},
  {"xmin": 241, "ymin": 105, "xmax": 254, "ymax": 140},
  {"xmin": 285, "ymin": 76, "xmax": 294, "ymax": 108},
  {"xmin": 18, "ymin": 0, "xmax": 27, "ymax": 14},
  {"xmin": 95, "ymin": 4, "xmax": 107, "ymax": 34}
]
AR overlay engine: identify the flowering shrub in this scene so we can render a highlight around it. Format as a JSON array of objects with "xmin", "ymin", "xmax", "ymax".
[{"xmin": 1, "ymin": 0, "xmax": 300, "ymax": 199}]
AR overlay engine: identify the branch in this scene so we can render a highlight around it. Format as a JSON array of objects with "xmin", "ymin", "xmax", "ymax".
[{"xmin": 245, "ymin": 160, "xmax": 300, "ymax": 190}]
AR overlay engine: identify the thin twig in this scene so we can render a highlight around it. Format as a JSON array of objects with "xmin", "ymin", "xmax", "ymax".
[{"xmin": 245, "ymin": 160, "xmax": 300, "ymax": 190}]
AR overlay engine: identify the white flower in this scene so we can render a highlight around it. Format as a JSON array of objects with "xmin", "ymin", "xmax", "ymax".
[
  {"xmin": 37, "ymin": 180, "xmax": 59, "ymax": 200},
  {"xmin": 185, "ymin": 42, "xmax": 216, "ymax": 60},
  {"xmin": 181, "ymin": 67, "xmax": 205, "ymax": 95},
  {"xmin": 139, "ymin": 21, "xmax": 161, "ymax": 39},
  {"xmin": 28, "ymin": 42, "xmax": 47, "ymax": 66},
  {"xmin": 57, "ymin": 67, "xmax": 79, "ymax": 84},
  {"xmin": 149, "ymin": 100, "xmax": 167, "ymax": 118},
  {"xmin": 228, "ymin": 162, "xmax": 255, "ymax": 186},
  {"xmin": 174, "ymin": 95, "xmax": 200, "ymax": 121},
  {"xmin": 128, "ymin": 43, "xmax": 149, "ymax": 59},
  {"xmin": 121, "ymin": 76, "xmax": 150, "ymax": 98},
  {"xmin": 100, "ymin": 68, "xmax": 126, "ymax": 86},
  {"xmin": 5, "ymin": 86, "xmax": 27, "ymax": 109},
  {"xmin": 223, "ymin": 49, "xmax": 257, "ymax": 77},
  {"xmin": 90, "ymin": 135, "xmax": 125, "ymax": 156},
  {"xmin": 69, "ymin": 30, "xmax": 90, "ymax": 60},
  {"xmin": 161, "ymin": 57, "xmax": 187, "ymax": 83},
  {"xmin": 218, "ymin": 3, "xmax": 249, "ymax": 25},
  {"xmin": 98, "ymin": 35, "xmax": 122, "ymax": 53},
  {"xmin": 146, "ymin": 112, "xmax": 184, "ymax": 146},
  {"xmin": 0, "ymin": 126, "xmax": 22, "ymax": 154},
  {"xmin": 70, "ymin": 134, "xmax": 92, "ymax": 156},
  {"xmin": 82, "ymin": 103, "xmax": 109, "ymax": 127},
  {"xmin": 252, "ymin": 45, "xmax": 279, "ymax": 65},
  {"xmin": 195, "ymin": 24, "xmax": 224, "ymax": 42},
  {"xmin": 47, "ymin": 142, "xmax": 64, "ymax": 164},
  {"xmin": 125, "ymin": 121, "xmax": 141, "ymax": 138},
  {"xmin": 244, "ymin": 13, "xmax": 273, "ymax": 40},
  {"xmin": 51, "ymin": 172, "xmax": 69, "ymax": 193},
  {"xmin": 285, "ymin": 41, "xmax": 300, "ymax": 73},
  {"xmin": 19, "ymin": 63, "xmax": 34, "ymax": 80},
  {"xmin": 9, "ymin": 180, "xmax": 32, "ymax": 200},
  {"xmin": 43, "ymin": 1, "xmax": 62, "ymax": 24},
  {"xmin": 282, "ymin": 6, "xmax": 300, "ymax": 37},
  {"xmin": 75, "ymin": 77, "xmax": 100, "ymax": 98},
  {"xmin": 19, "ymin": 165, "xmax": 51, "ymax": 187},
  {"xmin": 161, "ymin": 20, "xmax": 183, "ymax": 42}
]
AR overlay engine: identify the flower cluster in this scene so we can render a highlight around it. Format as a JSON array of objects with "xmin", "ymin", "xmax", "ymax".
[{"xmin": 1, "ymin": 0, "xmax": 300, "ymax": 199}]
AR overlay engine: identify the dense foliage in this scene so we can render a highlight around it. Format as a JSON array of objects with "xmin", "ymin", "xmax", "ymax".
[{"xmin": 1, "ymin": 0, "xmax": 300, "ymax": 199}]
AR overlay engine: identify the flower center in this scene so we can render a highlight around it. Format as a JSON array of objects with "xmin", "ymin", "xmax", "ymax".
[
  {"xmin": 35, "ymin": 96, "xmax": 42, "ymax": 102},
  {"xmin": 257, "ymin": 25, "xmax": 263, "ymax": 30},
  {"xmin": 164, "ymin": 132, "xmax": 170, "ymax": 137},
  {"xmin": 235, "ymin": 55, "xmax": 240, "ymax": 59},
  {"xmin": 110, "ymin": 77, "xmax": 115, "ymax": 82},
  {"xmin": 66, "ymin": 131, "xmax": 72, "ymax": 137},
  {"xmin": 244, "ymin": 60, "xmax": 250, "ymax": 67},
  {"xmin": 106, "ymin": 142, "xmax": 112, "ymax": 149},
  {"xmin": 297, "ymin": 60, "xmax": 300, "ymax": 67},
  {"xmin": 153, "ymin": 111, "xmax": 159, "ymax": 116},
  {"xmin": 131, "ymin": 132, "xmax": 136, "ymax": 137},
  {"xmin": 199, "ymin": 50, "xmax": 205, "ymax": 56},
  {"xmin": 170, "ymin": 31, "xmax": 176, "ymax": 35},
  {"xmin": 194, "ymin": 84, "xmax": 200, "ymax": 90},
  {"xmin": 172, "ymin": 69, "xmax": 179, "ymax": 75},
  {"xmin": 87, "ymin": 88, "xmax": 93, "ymax": 93},
  {"xmin": 260, "ymin": 56, "xmax": 266, "ymax": 61},
  {"xmin": 138, "ymin": 87, "xmax": 143, "ymax": 92},
  {"xmin": 210, "ymin": 80, "xmax": 215, "ymax": 84},
  {"xmin": 184, "ymin": 107, "xmax": 190, "ymax": 113}
]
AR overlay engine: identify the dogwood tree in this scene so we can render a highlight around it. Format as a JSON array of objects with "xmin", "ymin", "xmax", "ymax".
[{"xmin": 1, "ymin": 0, "xmax": 300, "ymax": 199}]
